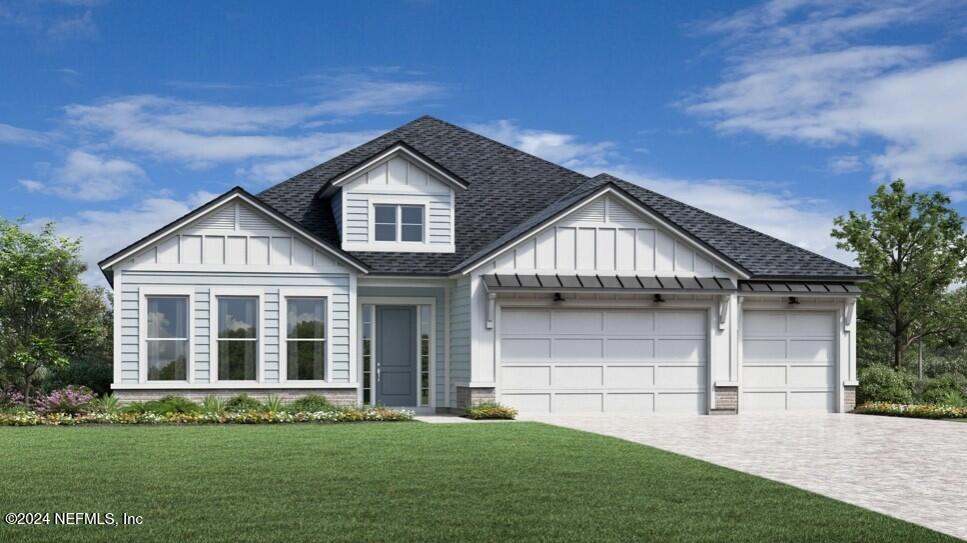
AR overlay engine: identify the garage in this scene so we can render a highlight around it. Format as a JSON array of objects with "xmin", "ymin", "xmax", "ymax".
[
  {"xmin": 498, "ymin": 307, "xmax": 708, "ymax": 415},
  {"xmin": 741, "ymin": 310, "xmax": 837, "ymax": 412}
]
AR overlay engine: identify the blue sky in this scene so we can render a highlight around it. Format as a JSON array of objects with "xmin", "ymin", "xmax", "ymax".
[{"xmin": 2, "ymin": 0, "xmax": 966, "ymax": 284}]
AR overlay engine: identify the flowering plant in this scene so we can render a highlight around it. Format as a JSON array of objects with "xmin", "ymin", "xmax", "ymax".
[
  {"xmin": 0, "ymin": 385, "xmax": 25, "ymax": 407},
  {"xmin": 0, "ymin": 406, "xmax": 415, "ymax": 426},
  {"xmin": 854, "ymin": 402, "xmax": 967, "ymax": 419},
  {"xmin": 33, "ymin": 386, "xmax": 95, "ymax": 415}
]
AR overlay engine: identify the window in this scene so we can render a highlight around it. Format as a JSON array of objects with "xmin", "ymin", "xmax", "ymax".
[
  {"xmin": 373, "ymin": 204, "xmax": 424, "ymax": 242},
  {"xmin": 285, "ymin": 297, "xmax": 327, "ymax": 381},
  {"xmin": 362, "ymin": 304, "xmax": 374, "ymax": 404},
  {"xmin": 217, "ymin": 297, "xmax": 258, "ymax": 380},
  {"xmin": 418, "ymin": 305, "xmax": 430, "ymax": 406},
  {"xmin": 146, "ymin": 296, "xmax": 188, "ymax": 381}
]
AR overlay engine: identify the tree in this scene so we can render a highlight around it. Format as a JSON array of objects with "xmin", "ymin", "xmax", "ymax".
[
  {"xmin": 0, "ymin": 219, "xmax": 110, "ymax": 401},
  {"xmin": 832, "ymin": 180, "xmax": 967, "ymax": 369}
]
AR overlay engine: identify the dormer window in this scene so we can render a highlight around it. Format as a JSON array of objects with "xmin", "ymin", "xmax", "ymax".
[{"xmin": 374, "ymin": 204, "xmax": 424, "ymax": 243}]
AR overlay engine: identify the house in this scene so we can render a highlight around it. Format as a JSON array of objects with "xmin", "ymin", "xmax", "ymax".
[{"xmin": 99, "ymin": 116, "xmax": 864, "ymax": 415}]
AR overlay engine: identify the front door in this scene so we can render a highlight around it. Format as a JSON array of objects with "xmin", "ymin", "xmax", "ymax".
[{"xmin": 376, "ymin": 306, "xmax": 417, "ymax": 406}]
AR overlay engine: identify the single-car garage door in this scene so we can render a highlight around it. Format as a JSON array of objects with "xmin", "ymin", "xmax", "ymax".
[
  {"xmin": 498, "ymin": 308, "xmax": 707, "ymax": 415},
  {"xmin": 742, "ymin": 310, "xmax": 837, "ymax": 412}
]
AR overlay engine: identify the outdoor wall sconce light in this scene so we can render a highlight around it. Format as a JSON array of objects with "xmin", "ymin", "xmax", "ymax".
[
  {"xmin": 788, "ymin": 296, "xmax": 800, "ymax": 305},
  {"xmin": 653, "ymin": 294, "xmax": 665, "ymax": 303},
  {"xmin": 553, "ymin": 292, "xmax": 566, "ymax": 302}
]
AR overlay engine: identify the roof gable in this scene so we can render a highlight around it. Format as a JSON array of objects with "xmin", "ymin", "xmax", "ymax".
[{"xmin": 322, "ymin": 142, "xmax": 468, "ymax": 196}]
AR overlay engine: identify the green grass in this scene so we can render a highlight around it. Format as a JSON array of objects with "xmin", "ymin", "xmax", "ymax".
[{"xmin": 0, "ymin": 422, "xmax": 952, "ymax": 542}]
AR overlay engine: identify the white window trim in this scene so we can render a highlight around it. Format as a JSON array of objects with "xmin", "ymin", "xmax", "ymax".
[
  {"xmin": 279, "ymin": 287, "xmax": 336, "ymax": 385},
  {"xmin": 209, "ymin": 287, "xmax": 265, "ymax": 384},
  {"xmin": 370, "ymin": 201, "xmax": 426, "ymax": 245},
  {"xmin": 139, "ymin": 286, "xmax": 195, "ymax": 384}
]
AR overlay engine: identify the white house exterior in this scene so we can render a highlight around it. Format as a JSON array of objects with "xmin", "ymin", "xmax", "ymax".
[{"xmin": 100, "ymin": 116, "xmax": 864, "ymax": 415}]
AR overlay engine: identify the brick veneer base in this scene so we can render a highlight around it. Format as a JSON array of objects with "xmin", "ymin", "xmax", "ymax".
[
  {"xmin": 713, "ymin": 385, "xmax": 738, "ymax": 414},
  {"xmin": 112, "ymin": 388, "xmax": 358, "ymax": 407},
  {"xmin": 456, "ymin": 386, "xmax": 496, "ymax": 409},
  {"xmin": 843, "ymin": 385, "xmax": 857, "ymax": 412}
]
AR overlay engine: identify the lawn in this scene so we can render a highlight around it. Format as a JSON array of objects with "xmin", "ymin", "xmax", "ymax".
[{"xmin": 0, "ymin": 422, "xmax": 953, "ymax": 542}]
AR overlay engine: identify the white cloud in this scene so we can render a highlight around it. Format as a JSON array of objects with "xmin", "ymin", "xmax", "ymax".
[
  {"xmin": 27, "ymin": 190, "xmax": 217, "ymax": 286},
  {"xmin": 21, "ymin": 150, "xmax": 146, "ymax": 201},
  {"xmin": 688, "ymin": 0, "xmax": 967, "ymax": 188},
  {"xmin": 468, "ymin": 119, "xmax": 616, "ymax": 170},
  {"xmin": 0, "ymin": 122, "xmax": 46, "ymax": 145},
  {"xmin": 610, "ymin": 167, "xmax": 854, "ymax": 265},
  {"xmin": 828, "ymin": 154, "xmax": 865, "ymax": 174}
]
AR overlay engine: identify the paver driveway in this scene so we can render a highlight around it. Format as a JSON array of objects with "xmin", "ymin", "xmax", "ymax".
[{"xmin": 526, "ymin": 413, "xmax": 967, "ymax": 540}]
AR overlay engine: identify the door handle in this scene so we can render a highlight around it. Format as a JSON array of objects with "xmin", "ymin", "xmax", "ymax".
[{"xmin": 376, "ymin": 365, "xmax": 381, "ymax": 381}]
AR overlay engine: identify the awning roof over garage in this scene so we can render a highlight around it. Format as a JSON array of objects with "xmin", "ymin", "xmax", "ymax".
[
  {"xmin": 481, "ymin": 274, "xmax": 737, "ymax": 292},
  {"xmin": 739, "ymin": 281, "xmax": 861, "ymax": 294}
]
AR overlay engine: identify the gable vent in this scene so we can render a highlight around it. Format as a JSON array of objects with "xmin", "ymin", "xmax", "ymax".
[
  {"xmin": 606, "ymin": 198, "xmax": 645, "ymax": 225},
  {"xmin": 195, "ymin": 203, "xmax": 236, "ymax": 230},
  {"xmin": 572, "ymin": 199, "xmax": 606, "ymax": 222},
  {"xmin": 238, "ymin": 204, "xmax": 277, "ymax": 231}
]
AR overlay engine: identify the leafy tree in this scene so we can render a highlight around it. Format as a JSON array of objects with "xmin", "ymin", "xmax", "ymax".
[
  {"xmin": 832, "ymin": 180, "xmax": 967, "ymax": 369},
  {"xmin": 0, "ymin": 219, "xmax": 110, "ymax": 401}
]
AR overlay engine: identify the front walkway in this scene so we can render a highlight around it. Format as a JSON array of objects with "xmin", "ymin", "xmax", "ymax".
[{"xmin": 526, "ymin": 413, "xmax": 967, "ymax": 540}]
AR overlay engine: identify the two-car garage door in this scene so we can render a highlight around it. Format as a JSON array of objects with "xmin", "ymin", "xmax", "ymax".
[{"xmin": 499, "ymin": 308, "xmax": 707, "ymax": 415}]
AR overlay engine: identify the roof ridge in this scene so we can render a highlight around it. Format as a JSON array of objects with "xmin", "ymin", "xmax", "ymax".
[{"xmin": 598, "ymin": 173, "xmax": 858, "ymax": 273}]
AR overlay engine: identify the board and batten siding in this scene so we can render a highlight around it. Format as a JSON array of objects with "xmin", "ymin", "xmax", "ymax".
[
  {"xmin": 339, "ymin": 155, "xmax": 455, "ymax": 251},
  {"xmin": 481, "ymin": 195, "xmax": 732, "ymax": 276},
  {"xmin": 118, "ymin": 271, "xmax": 352, "ymax": 385}
]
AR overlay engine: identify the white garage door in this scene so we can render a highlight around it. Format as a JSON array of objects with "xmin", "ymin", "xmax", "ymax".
[
  {"xmin": 742, "ymin": 310, "xmax": 837, "ymax": 412},
  {"xmin": 498, "ymin": 308, "xmax": 707, "ymax": 415}
]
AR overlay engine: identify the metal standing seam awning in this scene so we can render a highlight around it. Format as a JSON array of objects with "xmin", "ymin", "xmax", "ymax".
[
  {"xmin": 739, "ymin": 281, "xmax": 862, "ymax": 294},
  {"xmin": 481, "ymin": 274, "xmax": 738, "ymax": 292}
]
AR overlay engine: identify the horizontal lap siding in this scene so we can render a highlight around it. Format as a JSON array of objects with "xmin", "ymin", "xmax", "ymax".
[
  {"xmin": 449, "ymin": 278, "xmax": 472, "ymax": 401},
  {"xmin": 119, "ymin": 271, "xmax": 352, "ymax": 384}
]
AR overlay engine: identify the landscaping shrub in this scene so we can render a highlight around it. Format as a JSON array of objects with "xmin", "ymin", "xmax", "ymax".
[
  {"xmin": 918, "ymin": 373, "xmax": 967, "ymax": 406},
  {"xmin": 143, "ymin": 395, "xmax": 202, "ymax": 415},
  {"xmin": 854, "ymin": 401, "xmax": 967, "ymax": 419},
  {"xmin": 0, "ymin": 385, "xmax": 25, "ymax": 408},
  {"xmin": 89, "ymin": 394, "xmax": 120, "ymax": 414},
  {"xmin": 121, "ymin": 402, "xmax": 148, "ymax": 414},
  {"xmin": 857, "ymin": 365, "xmax": 913, "ymax": 404},
  {"xmin": 464, "ymin": 402, "xmax": 517, "ymax": 420},
  {"xmin": 33, "ymin": 386, "xmax": 95, "ymax": 415},
  {"xmin": 263, "ymin": 394, "xmax": 285, "ymax": 413},
  {"xmin": 202, "ymin": 395, "xmax": 227, "ymax": 415},
  {"xmin": 225, "ymin": 393, "xmax": 262, "ymax": 413},
  {"xmin": 287, "ymin": 394, "xmax": 332, "ymax": 413}
]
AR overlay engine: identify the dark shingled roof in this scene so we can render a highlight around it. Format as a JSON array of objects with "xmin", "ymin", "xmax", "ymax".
[{"xmin": 258, "ymin": 116, "xmax": 862, "ymax": 279}]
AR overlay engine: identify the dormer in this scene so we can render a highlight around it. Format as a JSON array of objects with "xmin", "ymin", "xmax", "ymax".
[{"xmin": 321, "ymin": 143, "xmax": 468, "ymax": 253}]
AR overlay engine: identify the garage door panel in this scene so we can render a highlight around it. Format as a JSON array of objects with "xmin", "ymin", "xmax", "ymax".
[
  {"xmin": 503, "ymin": 393, "xmax": 550, "ymax": 413},
  {"xmin": 552, "ymin": 311, "xmax": 603, "ymax": 333},
  {"xmin": 743, "ymin": 392, "xmax": 787, "ymax": 411},
  {"xmin": 656, "ymin": 339, "xmax": 706, "ymax": 361},
  {"xmin": 501, "ymin": 309, "xmax": 549, "ymax": 333},
  {"xmin": 604, "ymin": 311, "xmax": 655, "ymax": 334},
  {"xmin": 605, "ymin": 393, "xmax": 654, "ymax": 414},
  {"xmin": 788, "ymin": 313, "xmax": 834, "ymax": 336},
  {"xmin": 656, "ymin": 393, "xmax": 707, "ymax": 413},
  {"xmin": 656, "ymin": 366, "xmax": 706, "ymax": 388},
  {"xmin": 743, "ymin": 339, "xmax": 787, "ymax": 360},
  {"xmin": 500, "ymin": 308, "xmax": 707, "ymax": 415},
  {"xmin": 502, "ymin": 338, "xmax": 551, "ymax": 360},
  {"xmin": 554, "ymin": 366, "xmax": 603, "ymax": 387},
  {"xmin": 744, "ymin": 365, "xmax": 786, "ymax": 387},
  {"xmin": 503, "ymin": 366, "xmax": 551, "ymax": 388},
  {"xmin": 605, "ymin": 338, "xmax": 654, "ymax": 360},
  {"xmin": 788, "ymin": 365, "xmax": 834, "ymax": 387},
  {"xmin": 742, "ymin": 310, "xmax": 836, "ymax": 413},
  {"xmin": 788, "ymin": 339, "xmax": 834, "ymax": 361},
  {"xmin": 552, "ymin": 338, "xmax": 603, "ymax": 359},
  {"xmin": 656, "ymin": 311, "xmax": 705, "ymax": 334},
  {"xmin": 788, "ymin": 391, "xmax": 835, "ymax": 411},
  {"xmin": 604, "ymin": 366, "xmax": 654, "ymax": 387},
  {"xmin": 556, "ymin": 393, "xmax": 603, "ymax": 413}
]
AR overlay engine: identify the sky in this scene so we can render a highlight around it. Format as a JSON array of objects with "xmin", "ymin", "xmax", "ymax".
[{"xmin": 2, "ymin": 0, "xmax": 966, "ymax": 285}]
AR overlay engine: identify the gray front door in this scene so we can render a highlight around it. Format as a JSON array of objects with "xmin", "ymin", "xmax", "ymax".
[{"xmin": 376, "ymin": 306, "xmax": 417, "ymax": 406}]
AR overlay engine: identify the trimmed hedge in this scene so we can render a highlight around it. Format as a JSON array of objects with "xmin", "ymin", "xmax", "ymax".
[
  {"xmin": 0, "ymin": 407, "xmax": 414, "ymax": 426},
  {"xmin": 854, "ymin": 402, "xmax": 967, "ymax": 419},
  {"xmin": 464, "ymin": 402, "xmax": 517, "ymax": 420}
]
